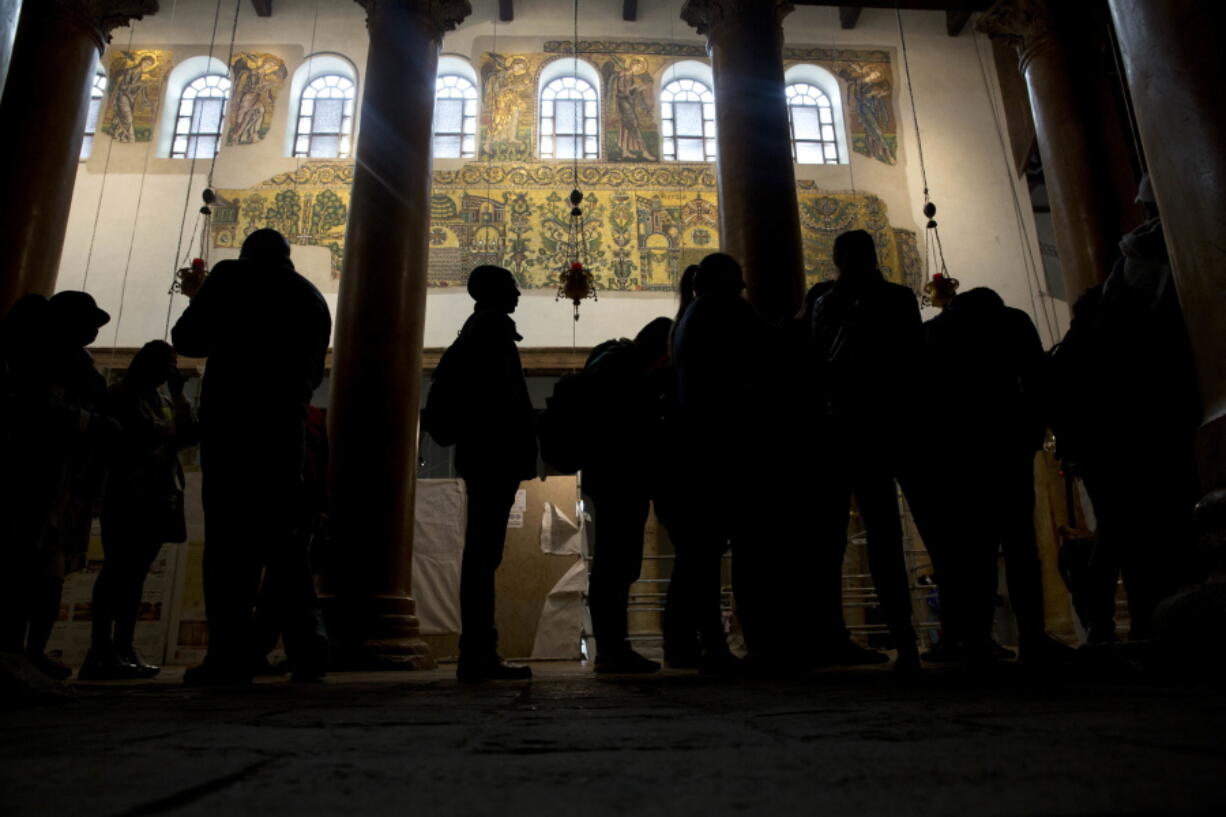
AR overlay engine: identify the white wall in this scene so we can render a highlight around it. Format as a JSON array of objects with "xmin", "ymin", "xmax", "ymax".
[{"xmin": 58, "ymin": 0, "xmax": 1066, "ymax": 352}]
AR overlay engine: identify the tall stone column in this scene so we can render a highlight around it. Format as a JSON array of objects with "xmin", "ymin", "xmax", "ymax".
[
  {"xmin": 324, "ymin": 0, "xmax": 469, "ymax": 670},
  {"xmin": 1108, "ymin": 0, "xmax": 1226, "ymax": 526},
  {"xmin": 0, "ymin": 0, "xmax": 158, "ymax": 316},
  {"xmin": 681, "ymin": 0, "xmax": 804, "ymax": 323},
  {"xmin": 979, "ymin": 0, "xmax": 1138, "ymax": 306}
]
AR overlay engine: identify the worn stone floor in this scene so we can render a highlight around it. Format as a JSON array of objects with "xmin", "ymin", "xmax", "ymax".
[{"xmin": 2, "ymin": 662, "xmax": 1224, "ymax": 817}]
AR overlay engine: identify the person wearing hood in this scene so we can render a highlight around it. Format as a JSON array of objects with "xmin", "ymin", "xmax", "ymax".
[
  {"xmin": 440, "ymin": 265, "xmax": 536, "ymax": 682},
  {"xmin": 172, "ymin": 229, "xmax": 332, "ymax": 685},
  {"xmin": 1052, "ymin": 177, "xmax": 1201, "ymax": 642},
  {"xmin": 920, "ymin": 287, "xmax": 1071, "ymax": 665}
]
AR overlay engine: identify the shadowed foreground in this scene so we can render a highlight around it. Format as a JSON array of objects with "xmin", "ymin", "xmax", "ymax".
[{"xmin": 2, "ymin": 663, "xmax": 1224, "ymax": 817}]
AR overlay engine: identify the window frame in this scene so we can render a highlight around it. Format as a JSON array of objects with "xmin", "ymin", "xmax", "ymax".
[
  {"xmin": 538, "ymin": 75, "xmax": 600, "ymax": 161},
  {"xmin": 171, "ymin": 73, "xmax": 232, "ymax": 160},
  {"xmin": 659, "ymin": 77, "xmax": 716, "ymax": 163},
  {"xmin": 432, "ymin": 73, "xmax": 479, "ymax": 159},
  {"xmin": 292, "ymin": 73, "xmax": 357, "ymax": 159},
  {"xmin": 81, "ymin": 72, "xmax": 108, "ymax": 160},
  {"xmin": 786, "ymin": 82, "xmax": 840, "ymax": 165}
]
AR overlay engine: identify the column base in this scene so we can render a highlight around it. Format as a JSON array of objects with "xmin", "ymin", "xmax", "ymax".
[{"xmin": 321, "ymin": 594, "xmax": 436, "ymax": 671}]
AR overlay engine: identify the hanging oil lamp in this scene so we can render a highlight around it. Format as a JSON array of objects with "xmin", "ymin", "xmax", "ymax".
[{"xmin": 557, "ymin": 187, "xmax": 596, "ymax": 321}]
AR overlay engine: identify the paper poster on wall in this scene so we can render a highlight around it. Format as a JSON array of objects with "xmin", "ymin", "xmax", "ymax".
[
  {"xmin": 508, "ymin": 488, "xmax": 527, "ymax": 529},
  {"xmin": 46, "ymin": 522, "xmax": 180, "ymax": 667}
]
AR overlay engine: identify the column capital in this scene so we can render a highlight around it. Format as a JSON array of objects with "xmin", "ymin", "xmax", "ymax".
[
  {"xmin": 976, "ymin": 0, "xmax": 1054, "ymax": 71},
  {"xmin": 680, "ymin": 0, "xmax": 794, "ymax": 39},
  {"xmin": 48, "ymin": 1, "xmax": 159, "ymax": 54},
  {"xmin": 354, "ymin": 0, "xmax": 471, "ymax": 40}
]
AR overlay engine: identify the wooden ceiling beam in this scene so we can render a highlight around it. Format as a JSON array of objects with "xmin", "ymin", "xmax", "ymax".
[
  {"xmin": 623, "ymin": 0, "xmax": 638, "ymax": 22},
  {"xmin": 250, "ymin": 0, "xmax": 271, "ymax": 17},
  {"xmin": 838, "ymin": 6, "xmax": 862, "ymax": 29},
  {"xmin": 946, "ymin": 9, "xmax": 973, "ymax": 36},
  {"xmin": 499, "ymin": 0, "xmax": 513, "ymax": 23},
  {"xmin": 795, "ymin": 1, "xmax": 990, "ymax": 11}
]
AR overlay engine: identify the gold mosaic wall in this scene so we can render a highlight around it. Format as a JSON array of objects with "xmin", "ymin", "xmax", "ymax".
[{"xmin": 211, "ymin": 161, "xmax": 921, "ymax": 292}]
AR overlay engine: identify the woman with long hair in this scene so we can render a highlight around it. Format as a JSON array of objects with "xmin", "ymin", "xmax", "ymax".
[{"xmin": 80, "ymin": 340, "xmax": 197, "ymax": 680}]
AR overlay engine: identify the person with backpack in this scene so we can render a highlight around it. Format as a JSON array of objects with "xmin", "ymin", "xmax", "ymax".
[
  {"xmin": 425, "ymin": 265, "xmax": 536, "ymax": 682},
  {"xmin": 579, "ymin": 317, "xmax": 673, "ymax": 674}
]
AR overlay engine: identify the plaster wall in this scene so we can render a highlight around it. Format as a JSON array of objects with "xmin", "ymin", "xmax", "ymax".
[{"xmin": 57, "ymin": 0, "xmax": 1067, "ymax": 352}]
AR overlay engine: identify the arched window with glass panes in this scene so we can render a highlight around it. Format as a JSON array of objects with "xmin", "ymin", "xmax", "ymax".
[
  {"xmin": 539, "ymin": 76, "xmax": 599, "ymax": 160},
  {"xmin": 172, "ymin": 74, "xmax": 231, "ymax": 159},
  {"xmin": 660, "ymin": 78, "xmax": 715, "ymax": 162},
  {"xmin": 293, "ymin": 74, "xmax": 356, "ymax": 158},
  {"xmin": 82, "ymin": 73, "xmax": 107, "ymax": 160},
  {"xmin": 433, "ymin": 74, "xmax": 478, "ymax": 158},
  {"xmin": 786, "ymin": 82, "xmax": 839, "ymax": 164}
]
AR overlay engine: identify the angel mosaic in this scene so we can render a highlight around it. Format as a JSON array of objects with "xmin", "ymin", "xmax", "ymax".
[
  {"xmin": 102, "ymin": 50, "xmax": 169, "ymax": 143},
  {"xmin": 603, "ymin": 55, "xmax": 658, "ymax": 162},
  {"xmin": 227, "ymin": 53, "xmax": 288, "ymax": 146},
  {"xmin": 480, "ymin": 54, "xmax": 533, "ymax": 159},
  {"xmin": 836, "ymin": 62, "xmax": 897, "ymax": 165}
]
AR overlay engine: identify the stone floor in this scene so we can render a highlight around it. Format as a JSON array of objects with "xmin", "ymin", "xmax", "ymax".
[{"xmin": 2, "ymin": 662, "xmax": 1225, "ymax": 817}]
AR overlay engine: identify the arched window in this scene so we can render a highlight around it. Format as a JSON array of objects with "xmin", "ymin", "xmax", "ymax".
[
  {"xmin": 293, "ymin": 74, "xmax": 356, "ymax": 158},
  {"xmin": 171, "ymin": 73, "xmax": 231, "ymax": 158},
  {"xmin": 82, "ymin": 72, "xmax": 107, "ymax": 160},
  {"xmin": 660, "ymin": 78, "xmax": 715, "ymax": 162},
  {"xmin": 539, "ymin": 76, "xmax": 599, "ymax": 160},
  {"xmin": 787, "ymin": 82, "xmax": 839, "ymax": 164},
  {"xmin": 433, "ymin": 74, "xmax": 478, "ymax": 159}
]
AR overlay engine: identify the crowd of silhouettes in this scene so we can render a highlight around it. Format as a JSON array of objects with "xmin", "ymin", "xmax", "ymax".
[{"xmin": 0, "ymin": 191, "xmax": 1211, "ymax": 683}]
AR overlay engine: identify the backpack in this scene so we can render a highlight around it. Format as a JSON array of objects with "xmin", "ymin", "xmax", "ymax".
[
  {"xmin": 422, "ymin": 338, "xmax": 468, "ymax": 447},
  {"xmin": 537, "ymin": 338, "xmax": 629, "ymax": 474}
]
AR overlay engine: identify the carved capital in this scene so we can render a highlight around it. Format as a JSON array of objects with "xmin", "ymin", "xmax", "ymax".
[
  {"xmin": 680, "ymin": 0, "xmax": 794, "ymax": 39},
  {"xmin": 354, "ymin": 0, "xmax": 471, "ymax": 40},
  {"xmin": 50, "ymin": 0, "xmax": 159, "ymax": 54},
  {"xmin": 976, "ymin": 0, "xmax": 1054, "ymax": 71}
]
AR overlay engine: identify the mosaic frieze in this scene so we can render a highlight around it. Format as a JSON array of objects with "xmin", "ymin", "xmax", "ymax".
[
  {"xmin": 100, "ymin": 49, "xmax": 172, "ymax": 143},
  {"xmin": 212, "ymin": 161, "xmax": 920, "ymax": 292},
  {"xmin": 226, "ymin": 52, "xmax": 288, "ymax": 146}
]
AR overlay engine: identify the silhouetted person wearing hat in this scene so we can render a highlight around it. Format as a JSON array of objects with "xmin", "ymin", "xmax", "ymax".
[
  {"xmin": 438, "ymin": 265, "xmax": 536, "ymax": 682},
  {"xmin": 0, "ymin": 292, "xmax": 115, "ymax": 679},
  {"xmin": 810, "ymin": 230, "xmax": 922, "ymax": 673},
  {"xmin": 80, "ymin": 340, "xmax": 197, "ymax": 680},
  {"xmin": 172, "ymin": 229, "xmax": 331, "ymax": 685}
]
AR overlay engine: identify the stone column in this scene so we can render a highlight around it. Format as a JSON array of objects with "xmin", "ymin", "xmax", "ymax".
[
  {"xmin": 681, "ymin": 0, "xmax": 804, "ymax": 323},
  {"xmin": 979, "ymin": 0, "xmax": 1138, "ymax": 306},
  {"xmin": 1108, "ymin": 0, "xmax": 1226, "ymax": 526},
  {"xmin": 0, "ymin": 0, "xmax": 158, "ymax": 316},
  {"xmin": 324, "ymin": 0, "xmax": 469, "ymax": 670}
]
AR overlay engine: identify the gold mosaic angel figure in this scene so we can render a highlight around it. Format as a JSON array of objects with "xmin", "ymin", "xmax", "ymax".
[
  {"xmin": 107, "ymin": 53, "xmax": 158, "ymax": 143},
  {"xmin": 227, "ymin": 54, "xmax": 287, "ymax": 145},
  {"xmin": 604, "ymin": 55, "xmax": 657, "ymax": 161},
  {"xmin": 483, "ymin": 54, "xmax": 532, "ymax": 147}
]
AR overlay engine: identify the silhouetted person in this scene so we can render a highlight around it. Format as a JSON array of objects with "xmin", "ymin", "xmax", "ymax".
[
  {"xmin": 80, "ymin": 340, "xmax": 197, "ymax": 680},
  {"xmin": 172, "ymin": 229, "xmax": 331, "ymax": 684},
  {"xmin": 810, "ymin": 230, "xmax": 921, "ymax": 672},
  {"xmin": 442, "ymin": 265, "xmax": 536, "ymax": 682},
  {"xmin": 1047, "ymin": 177, "xmax": 1200, "ymax": 641},
  {"xmin": 920, "ymin": 287, "xmax": 1071, "ymax": 664},
  {"xmin": 670, "ymin": 253, "xmax": 767, "ymax": 671},
  {"xmin": 0, "ymin": 292, "xmax": 116, "ymax": 679},
  {"xmin": 583, "ymin": 317, "xmax": 672, "ymax": 674}
]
